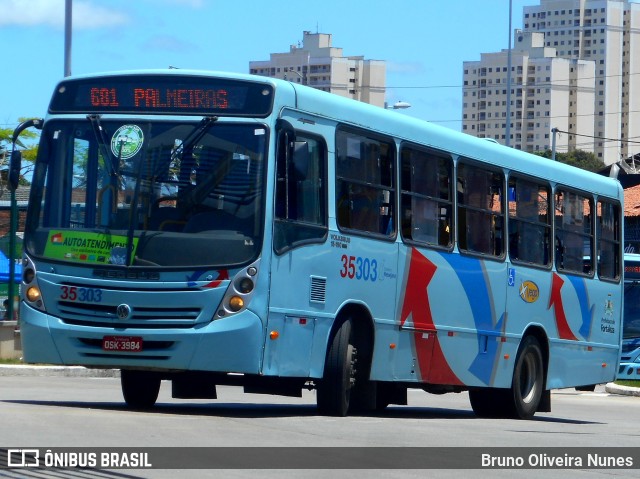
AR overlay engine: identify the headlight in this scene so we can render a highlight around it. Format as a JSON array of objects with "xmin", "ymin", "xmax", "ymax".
[{"xmin": 236, "ymin": 278, "xmax": 254, "ymax": 294}]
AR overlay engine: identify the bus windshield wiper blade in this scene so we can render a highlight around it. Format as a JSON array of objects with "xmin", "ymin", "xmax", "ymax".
[
  {"xmin": 169, "ymin": 116, "xmax": 218, "ymax": 166},
  {"xmin": 87, "ymin": 114, "xmax": 118, "ymax": 177}
]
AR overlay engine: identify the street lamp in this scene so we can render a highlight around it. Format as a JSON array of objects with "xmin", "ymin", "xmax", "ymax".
[
  {"xmin": 285, "ymin": 68, "xmax": 304, "ymax": 84},
  {"xmin": 385, "ymin": 101, "xmax": 411, "ymax": 110}
]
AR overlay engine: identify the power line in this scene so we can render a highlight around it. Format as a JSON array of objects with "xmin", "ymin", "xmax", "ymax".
[
  {"xmin": 553, "ymin": 128, "xmax": 640, "ymax": 146},
  {"xmin": 389, "ymin": 69, "xmax": 640, "ymax": 91}
]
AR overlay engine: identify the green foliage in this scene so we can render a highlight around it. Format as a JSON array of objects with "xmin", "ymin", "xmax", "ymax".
[
  {"xmin": 0, "ymin": 117, "xmax": 41, "ymax": 187},
  {"xmin": 533, "ymin": 149, "xmax": 603, "ymax": 173},
  {"xmin": 1, "ymin": 118, "xmax": 40, "ymax": 148}
]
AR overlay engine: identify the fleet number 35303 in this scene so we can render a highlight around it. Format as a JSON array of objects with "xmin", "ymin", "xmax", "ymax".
[
  {"xmin": 59, "ymin": 286, "xmax": 103, "ymax": 302},
  {"xmin": 339, "ymin": 255, "xmax": 378, "ymax": 282}
]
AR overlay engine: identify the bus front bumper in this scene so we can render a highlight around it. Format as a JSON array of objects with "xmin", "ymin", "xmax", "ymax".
[{"xmin": 19, "ymin": 304, "xmax": 265, "ymax": 374}]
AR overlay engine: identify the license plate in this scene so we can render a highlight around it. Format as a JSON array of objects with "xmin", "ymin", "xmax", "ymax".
[{"xmin": 102, "ymin": 336, "xmax": 143, "ymax": 352}]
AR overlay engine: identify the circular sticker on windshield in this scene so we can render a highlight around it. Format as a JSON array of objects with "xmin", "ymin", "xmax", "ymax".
[{"xmin": 111, "ymin": 125, "xmax": 144, "ymax": 160}]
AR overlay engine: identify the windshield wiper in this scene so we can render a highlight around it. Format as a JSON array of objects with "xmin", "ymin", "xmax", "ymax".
[
  {"xmin": 87, "ymin": 114, "xmax": 118, "ymax": 177},
  {"xmin": 163, "ymin": 116, "xmax": 218, "ymax": 175}
]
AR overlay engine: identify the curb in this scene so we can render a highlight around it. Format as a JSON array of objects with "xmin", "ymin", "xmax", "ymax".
[
  {"xmin": 0, "ymin": 365, "xmax": 120, "ymax": 378},
  {"xmin": 604, "ymin": 382, "xmax": 640, "ymax": 397}
]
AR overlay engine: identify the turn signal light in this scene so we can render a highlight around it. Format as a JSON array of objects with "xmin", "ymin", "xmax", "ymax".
[
  {"xmin": 26, "ymin": 286, "xmax": 41, "ymax": 302},
  {"xmin": 228, "ymin": 296, "xmax": 244, "ymax": 312}
]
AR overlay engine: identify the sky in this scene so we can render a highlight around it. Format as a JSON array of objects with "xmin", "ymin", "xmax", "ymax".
[{"xmin": 1, "ymin": 0, "xmax": 543, "ymax": 133}]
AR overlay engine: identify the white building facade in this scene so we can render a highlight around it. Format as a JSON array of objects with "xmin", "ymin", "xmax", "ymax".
[
  {"xmin": 463, "ymin": 31, "xmax": 596, "ymax": 155},
  {"xmin": 249, "ymin": 31, "xmax": 386, "ymax": 107},
  {"xmin": 463, "ymin": 0, "xmax": 640, "ymax": 165}
]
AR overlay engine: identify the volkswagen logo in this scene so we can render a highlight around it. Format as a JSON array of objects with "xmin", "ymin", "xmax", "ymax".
[{"xmin": 116, "ymin": 304, "xmax": 131, "ymax": 320}]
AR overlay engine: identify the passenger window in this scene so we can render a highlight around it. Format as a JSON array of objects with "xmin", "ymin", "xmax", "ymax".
[
  {"xmin": 400, "ymin": 145, "xmax": 452, "ymax": 248},
  {"xmin": 336, "ymin": 129, "xmax": 395, "ymax": 237},
  {"xmin": 554, "ymin": 189, "xmax": 593, "ymax": 275},
  {"xmin": 508, "ymin": 176, "xmax": 551, "ymax": 266},
  {"xmin": 274, "ymin": 125, "xmax": 327, "ymax": 254},
  {"xmin": 597, "ymin": 200, "xmax": 620, "ymax": 280},
  {"xmin": 457, "ymin": 161, "xmax": 504, "ymax": 257}
]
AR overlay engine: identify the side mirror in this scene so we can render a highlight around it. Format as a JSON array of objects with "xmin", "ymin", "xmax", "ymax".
[
  {"xmin": 8, "ymin": 150, "xmax": 22, "ymax": 191},
  {"xmin": 8, "ymin": 117, "xmax": 43, "ymax": 191},
  {"xmin": 11, "ymin": 118, "xmax": 43, "ymax": 144}
]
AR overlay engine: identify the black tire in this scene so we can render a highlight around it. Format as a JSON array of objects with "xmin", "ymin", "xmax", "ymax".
[
  {"xmin": 375, "ymin": 383, "xmax": 393, "ymax": 411},
  {"xmin": 469, "ymin": 389, "xmax": 509, "ymax": 418},
  {"xmin": 317, "ymin": 320, "xmax": 356, "ymax": 416},
  {"xmin": 575, "ymin": 384, "xmax": 596, "ymax": 392},
  {"xmin": 470, "ymin": 336, "xmax": 545, "ymax": 420},
  {"xmin": 507, "ymin": 335, "xmax": 544, "ymax": 419},
  {"xmin": 121, "ymin": 370, "xmax": 161, "ymax": 409}
]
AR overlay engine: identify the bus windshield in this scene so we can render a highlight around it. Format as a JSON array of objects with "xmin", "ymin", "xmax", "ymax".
[
  {"xmin": 25, "ymin": 118, "xmax": 267, "ymax": 268},
  {"xmin": 624, "ymin": 282, "xmax": 640, "ymax": 340}
]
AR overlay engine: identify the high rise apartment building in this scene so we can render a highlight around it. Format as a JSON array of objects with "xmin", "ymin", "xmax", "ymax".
[
  {"xmin": 463, "ymin": 0, "xmax": 640, "ymax": 165},
  {"xmin": 463, "ymin": 31, "xmax": 596, "ymax": 155},
  {"xmin": 249, "ymin": 31, "xmax": 386, "ymax": 107}
]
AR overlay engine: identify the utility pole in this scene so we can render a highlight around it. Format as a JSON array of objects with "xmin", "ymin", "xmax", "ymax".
[
  {"xmin": 64, "ymin": 0, "xmax": 72, "ymax": 77},
  {"xmin": 551, "ymin": 128, "xmax": 558, "ymax": 161},
  {"xmin": 505, "ymin": 0, "xmax": 513, "ymax": 147}
]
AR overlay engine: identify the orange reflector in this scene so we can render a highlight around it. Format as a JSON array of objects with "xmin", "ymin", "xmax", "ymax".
[
  {"xmin": 448, "ymin": 331, "xmax": 454, "ymax": 337},
  {"xmin": 587, "ymin": 346, "xmax": 593, "ymax": 351},
  {"xmin": 299, "ymin": 318, "xmax": 307, "ymax": 325},
  {"xmin": 602, "ymin": 363, "xmax": 607, "ymax": 368},
  {"xmin": 504, "ymin": 354, "xmax": 510, "ymax": 360},
  {"xmin": 389, "ymin": 343, "xmax": 396, "ymax": 349},
  {"xmin": 270, "ymin": 331, "xmax": 279, "ymax": 340},
  {"xmin": 501, "ymin": 337, "xmax": 507, "ymax": 342}
]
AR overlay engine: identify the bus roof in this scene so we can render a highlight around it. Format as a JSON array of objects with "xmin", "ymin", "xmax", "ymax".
[
  {"xmin": 49, "ymin": 69, "xmax": 622, "ymax": 201},
  {"xmin": 286, "ymin": 80, "xmax": 622, "ymax": 201}
]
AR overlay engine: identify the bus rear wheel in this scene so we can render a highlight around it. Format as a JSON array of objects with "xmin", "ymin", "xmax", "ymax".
[
  {"xmin": 317, "ymin": 319, "xmax": 356, "ymax": 416},
  {"xmin": 121, "ymin": 370, "xmax": 161, "ymax": 409},
  {"xmin": 470, "ymin": 335, "xmax": 544, "ymax": 420},
  {"xmin": 508, "ymin": 335, "xmax": 544, "ymax": 419}
]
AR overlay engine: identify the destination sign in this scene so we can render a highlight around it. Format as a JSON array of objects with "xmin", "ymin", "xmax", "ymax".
[{"xmin": 49, "ymin": 74, "xmax": 274, "ymax": 116}]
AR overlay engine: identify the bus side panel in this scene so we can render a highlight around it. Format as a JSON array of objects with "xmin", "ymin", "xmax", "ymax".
[
  {"xmin": 542, "ymin": 274, "xmax": 621, "ymax": 388},
  {"xmin": 432, "ymin": 251, "xmax": 511, "ymax": 388},
  {"xmin": 265, "ymin": 235, "xmax": 399, "ymax": 379},
  {"xmin": 503, "ymin": 265, "xmax": 620, "ymax": 390},
  {"xmin": 384, "ymin": 247, "xmax": 511, "ymax": 388}
]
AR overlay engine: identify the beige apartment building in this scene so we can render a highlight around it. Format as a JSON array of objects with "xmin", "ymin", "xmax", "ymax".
[
  {"xmin": 249, "ymin": 31, "xmax": 386, "ymax": 107},
  {"xmin": 463, "ymin": 0, "xmax": 640, "ymax": 165},
  {"xmin": 463, "ymin": 31, "xmax": 596, "ymax": 155}
]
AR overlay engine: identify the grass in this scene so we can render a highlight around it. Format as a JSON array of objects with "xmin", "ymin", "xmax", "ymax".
[
  {"xmin": 614, "ymin": 379, "xmax": 640, "ymax": 388},
  {"xmin": 0, "ymin": 357, "xmax": 23, "ymax": 365}
]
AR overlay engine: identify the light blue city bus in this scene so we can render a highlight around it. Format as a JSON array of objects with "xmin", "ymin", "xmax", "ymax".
[
  {"xmin": 620, "ymin": 253, "xmax": 640, "ymax": 379},
  {"xmin": 15, "ymin": 69, "xmax": 624, "ymax": 419}
]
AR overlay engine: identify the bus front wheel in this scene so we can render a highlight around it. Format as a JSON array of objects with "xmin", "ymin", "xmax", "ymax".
[
  {"xmin": 121, "ymin": 370, "xmax": 161, "ymax": 409},
  {"xmin": 317, "ymin": 319, "xmax": 356, "ymax": 416}
]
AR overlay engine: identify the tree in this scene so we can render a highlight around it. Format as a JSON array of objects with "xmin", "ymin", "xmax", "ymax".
[{"xmin": 533, "ymin": 149, "xmax": 603, "ymax": 173}]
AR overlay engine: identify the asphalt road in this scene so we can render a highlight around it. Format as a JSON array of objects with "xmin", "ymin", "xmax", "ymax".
[{"xmin": 0, "ymin": 370, "xmax": 639, "ymax": 479}]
